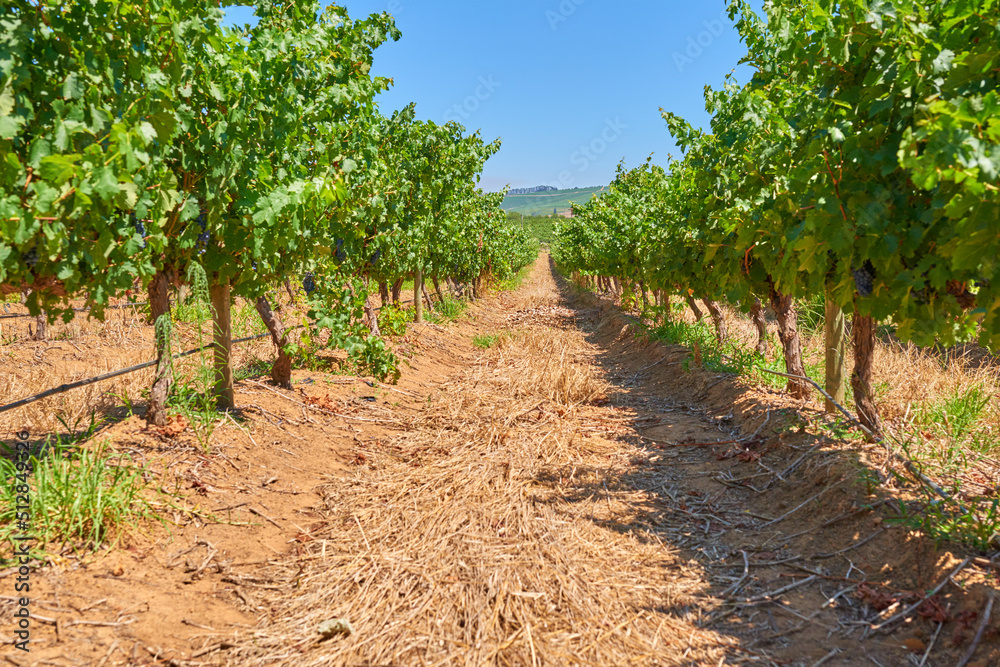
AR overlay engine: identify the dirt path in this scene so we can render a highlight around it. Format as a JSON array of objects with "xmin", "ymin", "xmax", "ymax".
[{"xmin": 3, "ymin": 254, "xmax": 998, "ymax": 666}]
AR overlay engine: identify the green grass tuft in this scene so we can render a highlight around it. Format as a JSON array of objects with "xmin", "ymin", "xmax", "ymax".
[
  {"xmin": 497, "ymin": 263, "xmax": 534, "ymax": 292},
  {"xmin": 429, "ymin": 297, "xmax": 468, "ymax": 324},
  {"xmin": 473, "ymin": 333, "xmax": 501, "ymax": 349},
  {"xmin": 0, "ymin": 439, "xmax": 158, "ymax": 559}
]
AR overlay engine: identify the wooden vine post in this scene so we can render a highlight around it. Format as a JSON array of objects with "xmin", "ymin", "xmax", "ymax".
[
  {"xmin": 211, "ymin": 279, "xmax": 235, "ymax": 410},
  {"xmin": 824, "ymin": 290, "xmax": 846, "ymax": 413},
  {"xmin": 414, "ymin": 269, "xmax": 424, "ymax": 323},
  {"xmin": 749, "ymin": 298, "xmax": 768, "ymax": 355}
]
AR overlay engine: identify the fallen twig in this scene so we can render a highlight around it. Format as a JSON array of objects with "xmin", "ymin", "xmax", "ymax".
[
  {"xmin": 918, "ymin": 620, "xmax": 944, "ymax": 667},
  {"xmin": 812, "ymin": 528, "xmax": 885, "ymax": 560},
  {"xmin": 735, "ymin": 575, "xmax": 818, "ymax": 604},
  {"xmin": 781, "ymin": 501, "xmax": 887, "ymax": 543},
  {"xmin": 189, "ymin": 642, "xmax": 236, "ymax": 659},
  {"xmin": 871, "ymin": 558, "xmax": 972, "ymax": 631},
  {"xmin": 955, "ymin": 593, "xmax": 995, "ymax": 667},
  {"xmin": 248, "ymin": 506, "xmax": 283, "ymax": 530},
  {"xmin": 973, "ymin": 556, "xmax": 1000, "ymax": 573},
  {"xmin": 227, "ymin": 413, "xmax": 258, "ymax": 448},
  {"xmin": 811, "ymin": 648, "xmax": 841, "ymax": 666},
  {"xmin": 720, "ymin": 551, "xmax": 751, "ymax": 598},
  {"xmin": 759, "ymin": 479, "xmax": 847, "ymax": 529},
  {"xmin": 247, "ymin": 379, "xmax": 401, "ymax": 425},
  {"xmin": 673, "ymin": 438, "xmax": 742, "ymax": 447}
]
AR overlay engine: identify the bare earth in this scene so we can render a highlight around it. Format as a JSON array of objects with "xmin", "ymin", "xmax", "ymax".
[{"xmin": 2, "ymin": 254, "xmax": 998, "ymax": 666}]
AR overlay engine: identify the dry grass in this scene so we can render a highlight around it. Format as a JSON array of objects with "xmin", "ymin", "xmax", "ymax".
[
  {"xmin": 492, "ymin": 331, "xmax": 608, "ymax": 407},
  {"xmin": 224, "ymin": 267, "xmax": 733, "ymax": 666},
  {"xmin": 632, "ymin": 295, "xmax": 1000, "ymax": 498},
  {"xmin": 660, "ymin": 295, "xmax": 1000, "ymax": 428},
  {"xmin": 0, "ymin": 297, "xmax": 286, "ymax": 439}
]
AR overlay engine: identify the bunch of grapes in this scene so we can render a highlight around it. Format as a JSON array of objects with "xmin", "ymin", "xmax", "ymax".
[
  {"xmin": 196, "ymin": 211, "xmax": 209, "ymax": 255},
  {"xmin": 131, "ymin": 212, "xmax": 147, "ymax": 250},
  {"xmin": 367, "ymin": 249, "xmax": 381, "ymax": 267},
  {"xmin": 303, "ymin": 271, "xmax": 316, "ymax": 295},
  {"xmin": 335, "ymin": 238, "xmax": 347, "ymax": 264},
  {"xmin": 852, "ymin": 261, "xmax": 876, "ymax": 297},
  {"xmin": 23, "ymin": 248, "xmax": 38, "ymax": 268}
]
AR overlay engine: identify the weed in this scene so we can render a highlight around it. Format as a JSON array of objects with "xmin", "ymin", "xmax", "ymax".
[
  {"xmin": 429, "ymin": 297, "xmax": 468, "ymax": 324},
  {"xmin": 55, "ymin": 412, "xmax": 104, "ymax": 447},
  {"xmin": 815, "ymin": 416, "xmax": 854, "ymax": 441},
  {"xmin": 345, "ymin": 335, "xmax": 401, "ymax": 383},
  {"xmin": 892, "ymin": 489, "xmax": 1000, "ymax": 553},
  {"xmin": 797, "ymin": 294, "xmax": 827, "ymax": 335},
  {"xmin": 856, "ymin": 467, "xmax": 884, "ymax": 496},
  {"xmin": 291, "ymin": 328, "xmax": 329, "ymax": 372},
  {"xmin": 620, "ymin": 285, "xmax": 640, "ymax": 313},
  {"xmin": 474, "ymin": 333, "xmax": 500, "ymax": 349},
  {"xmin": 166, "ymin": 264, "xmax": 221, "ymax": 452},
  {"xmin": 236, "ymin": 356, "xmax": 272, "ymax": 381},
  {"xmin": 0, "ymin": 438, "xmax": 158, "ymax": 558},
  {"xmin": 109, "ymin": 389, "xmax": 136, "ymax": 418},
  {"xmin": 378, "ymin": 304, "xmax": 411, "ymax": 337},
  {"xmin": 936, "ymin": 385, "xmax": 991, "ymax": 440},
  {"xmin": 497, "ymin": 263, "xmax": 533, "ymax": 292},
  {"xmin": 650, "ymin": 319, "xmax": 740, "ymax": 374}
]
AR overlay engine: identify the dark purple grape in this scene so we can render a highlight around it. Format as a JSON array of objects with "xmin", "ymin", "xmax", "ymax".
[
  {"xmin": 335, "ymin": 238, "xmax": 346, "ymax": 264},
  {"xmin": 852, "ymin": 261, "xmax": 875, "ymax": 297},
  {"xmin": 193, "ymin": 206, "xmax": 209, "ymax": 255},
  {"xmin": 24, "ymin": 248, "xmax": 38, "ymax": 268},
  {"xmin": 303, "ymin": 272, "xmax": 316, "ymax": 294},
  {"xmin": 131, "ymin": 212, "xmax": 146, "ymax": 249},
  {"xmin": 367, "ymin": 249, "xmax": 381, "ymax": 267}
]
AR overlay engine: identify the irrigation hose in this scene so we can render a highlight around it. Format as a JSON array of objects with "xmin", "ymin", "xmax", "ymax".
[
  {"xmin": 0, "ymin": 302, "xmax": 150, "ymax": 320},
  {"xmin": 0, "ymin": 327, "xmax": 307, "ymax": 417}
]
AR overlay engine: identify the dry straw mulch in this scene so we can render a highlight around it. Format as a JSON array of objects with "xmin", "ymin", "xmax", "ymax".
[{"xmin": 225, "ymin": 318, "xmax": 734, "ymax": 665}]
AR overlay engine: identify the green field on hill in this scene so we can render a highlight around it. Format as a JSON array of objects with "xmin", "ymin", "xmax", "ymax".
[
  {"xmin": 505, "ymin": 215, "xmax": 558, "ymax": 245},
  {"xmin": 500, "ymin": 186, "xmax": 604, "ymax": 216}
]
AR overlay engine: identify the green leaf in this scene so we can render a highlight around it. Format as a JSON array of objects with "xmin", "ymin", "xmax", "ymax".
[
  {"xmin": 94, "ymin": 167, "xmax": 120, "ymax": 201},
  {"xmin": 62, "ymin": 72, "xmax": 84, "ymax": 99},
  {"xmin": 137, "ymin": 122, "xmax": 158, "ymax": 144},
  {"xmin": 38, "ymin": 154, "xmax": 80, "ymax": 186},
  {"xmin": 0, "ymin": 115, "xmax": 22, "ymax": 139}
]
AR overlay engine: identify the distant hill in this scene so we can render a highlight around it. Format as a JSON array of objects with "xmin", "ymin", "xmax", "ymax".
[{"xmin": 500, "ymin": 186, "xmax": 605, "ymax": 217}]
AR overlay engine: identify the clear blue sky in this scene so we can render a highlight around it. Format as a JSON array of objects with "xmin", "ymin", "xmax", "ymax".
[{"xmin": 222, "ymin": 2, "xmax": 761, "ymax": 192}]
